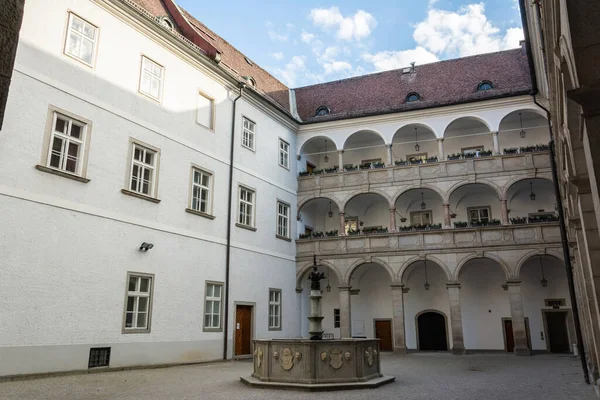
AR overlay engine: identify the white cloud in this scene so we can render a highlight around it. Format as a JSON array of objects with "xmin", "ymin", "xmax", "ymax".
[
  {"xmin": 268, "ymin": 30, "xmax": 288, "ymax": 42},
  {"xmin": 362, "ymin": 46, "xmax": 439, "ymax": 72},
  {"xmin": 301, "ymin": 30, "xmax": 316, "ymax": 44},
  {"xmin": 309, "ymin": 7, "xmax": 377, "ymax": 41},
  {"xmin": 271, "ymin": 52, "xmax": 285, "ymax": 61},
  {"xmin": 428, "ymin": 0, "xmax": 439, "ymax": 8},
  {"xmin": 323, "ymin": 61, "xmax": 353, "ymax": 75},
  {"xmin": 286, "ymin": 23, "xmax": 295, "ymax": 30},
  {"xmin": 502, "ymin": 27, "xmax": 524, "ymax": 49},
  {"xmin": 272, "ymin": 56, "xmax": 321, "ymax": 87}
]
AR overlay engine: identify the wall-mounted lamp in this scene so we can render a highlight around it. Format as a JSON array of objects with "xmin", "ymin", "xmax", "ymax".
[
  {"xmin": 328, "ymin": 201, "xmax": 333, "ymax": 218},
  {"xmin": 420, "ymin": 192, "xmax": 426, "ymax": 210},
  {"xmin": 139, "ymin": 242, "xmax": 154, "ymax": 252}
]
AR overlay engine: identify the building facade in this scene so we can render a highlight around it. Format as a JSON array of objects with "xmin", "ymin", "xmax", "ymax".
[{"xmin": 0, "ymin": 0, "xmax": 578, "ymax": 378}]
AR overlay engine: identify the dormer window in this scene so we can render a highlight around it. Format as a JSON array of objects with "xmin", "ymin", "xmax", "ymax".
[
  {"xmin": 160, "ymin": 17, "xmax": 173, "ymax": 30},
  {"xmin": 315, "ymin": 106, "xmax": 330, "ymax": 116},
  {"xmin": 478, "ymin": 81, "xmax": 494, "ymax": 91},
  {"xmin": 243, "ymin": 76, "xmax": 256, "ymax": 87},
  {"xmin": 406, "ymin": 92, "xmax": 420, "ymax": 102}
]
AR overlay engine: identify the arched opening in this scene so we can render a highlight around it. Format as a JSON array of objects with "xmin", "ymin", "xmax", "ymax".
[
  {"xmin": 394, "ymin": 188, "xmax": 444, "ymax": 230},
  {"xmin": 506, "ymin": 178, "xmax": 556, "ymax": 224},
  {"xmin": 344, "ymin": 193, "xmax": 390, "ymax": 234},
  {"xmin": 443, "ymin": 117, "xmax": 493, "ymax": 160},
  {"xmin": 459, "ymin": 257, "xmax": 510, "ymax": 351},
  {"xmin": 402, "ymin": 260, "xmax": 451, "ymax": 350},
  {"xmin": 520, "ymin": 255, "xmax": 573, "ymax": 353},
  {"xmin": 448, "ymin": 183, "xmax": 501, "ymax": 227},
  {"xmin": 417, "ymin": 311, "xmax": 448, "ymax": 351},
  {"xmin": 343, "ymin": 130, "xmax": 386, "ymax": 169},
  {"xmin": 297, "ymin": 197, "xmax": 340, "ymax": 238},
  {"xmin": 392, "ymin": 124, "xmax": 437, "ymax": 164},
  {"xmin": 299, "ymin": 136, "xmax": 338, "ymax": 173},
  {"xmin": 498, "ymin": 110, "xmax": 550, "ymax": 153},
  {"xmin": 349, "ymin": 262, "xmax": 394, "ymax": 346},
  {"xmin": 298, "ymin": 263, "xmax": 342, "ymax": 338}
]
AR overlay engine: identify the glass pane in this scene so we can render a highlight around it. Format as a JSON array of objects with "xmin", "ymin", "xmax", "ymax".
[
  {"xmin": 130, "ymin": 165, "xmax": 139, "ymax": 191},
  {"xmin": 142, "ymin": 58, "xmax": 152, "ymax": 72},
  {"xmin": 138, "ymin": 297, "xmax": 148, "ymax": 312},
  {"xmin": 141, "ymin": 73, "xmax": 151, "ymax": 94},
  {"xmin": 200, "ymin": 189, "xmax": 207, "ymax": 201},
  {"xmin": 70, "ymin": 124, "xmax": 82, "ymax": 139},
  {"xmin": 204, "ymin": 314, "xmax": 211, "ymax": 328},
  {"xmin": 55, "ymin": 117, "xmax": 67, "ymax": 133},
  {"xmin": 144, "ymin": 151, "xmax": 153, "ymax": 165},
  {"xmin": 71, "ymin": 15, "xmax": 84, "ymax": 32},
  {"xmin": 469, "ymin": 210, "xmax": 479, "ymax": 221},
  {"xmin": 212, "ymin": 300, "xmax": 220, "ymax": 314},
  {"xmin": 207, "ymin": 284, "xmax": 214, "ymax": 297},
  {"xmin": 67, "ymin": 32, "xmax": 81, "ymax": 57},
  {"xmin": 212, "ymin": 315, "xmax": 219, "ymax": 328},
  {"xmin": 129, "ymin": 276, "xmax": 137, "ymax": 291},
  {"xmin": 83, "ymin": 23, "xmax": 95, "ymax": 39},
  {"xmin": 201, "ymin": 174, "xmax": 209, "ymax": 187},
  {"xmin": 140, "ymin": 278, "xmax": 150, "ymax": 293},
  {"xmin": 134, "ymin": 147, "xmax": 142, "ymax": 161},
  {"xmin": 193, "ymin": 171, "xmax": 201, "ymax": 184},
  {"xmin": 136, "ymin": 312, "xmax": 147, "ymax": 328},
  {"xmin": 480, "ymin": 209, "xmax": 489, "ymax": 218},
  {"xmin": 66, "ymin": 142, "xmax": 79, "ymax": 172},
  {"xmin": 80, "ymin": 38, "xmax": 93, "ymax": 64},
  {"xmin": 50, "ymin": 137, "xmax": 63, "ymax": 168},
  {"xmin": 213, "ymin": 285, "xmax": 220, "ymax": 298},
  {"xmin": 126, "ymin": 296, "xmax": 135, "ymax": 312},
  {"xmin": 422, "ymin": 213, "xmax": 431, "ymax": 224},
  {"xmin": 151, "ymin": 78, "xmax": 160, "ymax": 98},
  {"xmin": 125, "ymin": 312, "xmax": 133, "ymax": 327}
]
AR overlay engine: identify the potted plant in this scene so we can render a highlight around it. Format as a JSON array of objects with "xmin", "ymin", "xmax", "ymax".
[
  {"xmin": 347, "ymin": 228, "xmax": 360, "ymax": 236},
  {"xmin": 375, "ymin": 227, "xmax": 389, "ymax": 234},
  {"xmin": 299, "ymin": 233, "xmax": 311, "ymax": 239},
  {"xmin": 488, "ymin": 219, "xmax": 501, "ymax": 226},
  {"xmin": 398, "ymin": 226, "xmax": 412, "ymax": 232},
  {"xmin": 399, "ymin": 217, "xmax": 407, "ymax": 223},
  {"xmin": 325, "ymin": 230, "xmax": 338, "ymax": 237},
  {"xmin": 298, "ymin": 171, "xmax": 310, "ymax": 177},
  {"xmin": 470, "ymin": 220, "xmax": 485, "ymax": 227},
  {"xmin": 395, "ymin": 159, "xmax": 407, "ymax": 166},
  {"xmin": 447, "ymin": 153, "xmax": 462, "ymax": 161},
  {"xmin": 409, "ymin": 158, "xmax": 422, "ymax": 165},
  {"xmin": 359, "ymin": 162, "xmax": 372, "ymax": 170},
  {"xmin": 428, "ymin": 223, "xmax": 442, "ymax": 230},
  {"xmin": 464, "ymin": 152, "xmax": 477, "ymax": 159},
  {"xmin": 520, "ymin": 145, "xmax": 536, "ymax": 153},
  {"xmin": 372, "ymin": 161, "xmax": 386, "ymax": 169},
  {"xmin": 510, "ymin": 216, "xmax": 528, "ymax": 225},
  {"xmin": 324, "ymin": 166, "xmax": 338, "ymax": 173},
  {"xmin": 454, "ymin": 221, "xmax": 468, "ymax": 228},
  {"xmin": 480, "ymin": 150, "xmax": 493, "ymax": 157},
  {"xmin": 504, "ymin": 147, "xmax": 519, "ymax": 155},
  {"xmin": 426, "ymin": 156, "xmax": 438, "ymax": 163},
  {"xmin": 344, "ymin": 164, "xmax": 358, "ymax": 171},
  {"xmin": 546, "ymin": 214, "xmax": 559, "ymax": 222},
  {"xmin": 313, "ymin": 169, "xmax": 324, "ymax": 175},
  {"xmin": 536, "ymin": 144, "xmax": 550, "ymax": 152},
  {"xmin": 413, "ymin": 224, "xmax": 427, "ymax": 231}
]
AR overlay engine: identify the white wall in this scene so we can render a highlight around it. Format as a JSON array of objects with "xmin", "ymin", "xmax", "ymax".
[{"xmin": 350, "ymin": 266, "xmax": 393, "ymax": 338}]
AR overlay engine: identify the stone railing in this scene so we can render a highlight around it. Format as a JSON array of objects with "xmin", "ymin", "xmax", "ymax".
[
  {"xmin": 298, "ymin": 152, "xmax": 551, "ymax": 194},
  {"xmin": 296, "ymin": 222, "xmax": 561, "ymax": 258}
]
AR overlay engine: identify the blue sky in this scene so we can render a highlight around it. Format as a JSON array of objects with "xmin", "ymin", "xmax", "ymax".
[{"xmin": 176, "ymin": 0, "xmax": 523, "ymax": 87}]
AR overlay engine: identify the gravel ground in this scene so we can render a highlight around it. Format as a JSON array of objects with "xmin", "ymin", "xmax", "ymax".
[{"xmin": 0, "ymin": 353, "xmax": 595, "ymax": 400}]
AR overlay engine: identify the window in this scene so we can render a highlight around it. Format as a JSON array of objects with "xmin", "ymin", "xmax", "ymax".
[
  {"xmin": 478, "ymin": 81, "xmax": 494, "ymax": 91},
  {"xmin": 462, "ymin": 146, "xmax": 484, "ymax": 156},
  {"xmin": 204, "ymin": 282, "xmax": 223, "ymax": 331},
  {"xmin": 128, "ymin": 143, "xmax": 158, "ymax": 197},
  {"xmin": 44, "ymin": 111, "xmax": 88, "ymax": 176},
  {"xmin": 123, "ymin": 273, "xmax": 153, "ymax": 333},
  {"xmin": 242, "ymin": 117, "xmax": 255, "ymax": 150},
  {"xmin": 269, "ymin": 289, "xmax": 282, "ymax": 330},
  {"xmin": 190, "ymin": 168, "xmax": 212, "ymax": 215},
  {"xmin": 411, "ymin": 211, "xmax": 432, "ymax": 226},
  {"xmin": 64, "ymin": 13, "xmax": 98, "ymax": 66},
  {"xmin": 139, "ymin": 56, "xmax": 164, "ymax": 101},
  {"xmin": 88, "ymin": 348, "xmax": 111, "ymax": 368},
  {"xmin": 468, "ymin": 206, "xmax": 491, "ymax": 223},
  {"xmin": 345, "ymin": 217, "xmax": 358, "ymax": 233},
  {"xmin": 334, "ymin": 309, "xmax": 340, "ymax": 328},
  {"xmin": 407, "ymin": 152, "xmax": 427, "ymax": 162},
  {"xmin": 315, "ymin": 106, "xmax": 330, "ymax": 116},
  {"xmin": 277, "ymin": 201, "xmax": 290, "ymax": 239},
  {"xmin": 238, "ymin": 186, "xmax": 255, "ymax": 227},
  {"xmin": 160, "ymin": 17, "xmax": 173, "ymax": 29},
  {"xmin": 406, "ymin": 92, "xmax": 421, "ymax": 102},
  {"xmin": 196, "ymin": 91, "xmax": 215, "ymax": 130},
  {"xmin": 278, "ymin": 139, "xmax": 289, "ymax": 169}
]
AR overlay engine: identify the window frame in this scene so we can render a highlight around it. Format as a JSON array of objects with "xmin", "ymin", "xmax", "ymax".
[
  {"xmin": 268, "ymin": 288, "xmax": 282, "ymax": 331},
  {"xmin": 315, "ymin": 106, "xmax": 330, "ymax": 116},
  {"xmin": 276, "ymin": 200, "xmax": 291, "ymax": 240},
  {"xmin": 410, "ymin": 210, "xmax": 433, "ymax": 226},
  {"xmin": 477, "ymin": 81, "xmax": 494, "ymax": 91},
  {"xmin": 278, "ymin": 138, "xmax": 290, "ymax": 169},
  {"xmin": 461, "ymin": 145, "xmax": 484, "ymax": 156},
  {"xmin": 406, "ymin": 92, "xmax": 421, "ymax": 102},
  {"xmin": 138, "ymin": 55, "xmax": 165, "ymax": 102},
  {"xmin": 241, "ymin": 117, "xmax": 256, "ymax": 151},
  {"xmin": 203, "ymin": 281, "xmax": 224, "ymax": 332},
  {"xmin": 406, "ymin": 152, "xmax": 428, "ymax": 162},
  {"xmin": 123, "ymin": 139, "xmax": 161, "ymax": 201},
  {"xmin": 196, "ymin": 90, "xmax": 215, "ymax": 131},
  {"xmin": 334, "ymin": 308, "xmax": 340, "ymax": 328},
  {"xmin": 467, "ymin": 206, "xmax": 492, "ymax": 223},
  {"xmin": 187, "ymin": 165, "xmax": 215, "ymax": 218},
  {"xmin": 38, "ymin": 105, "xmax": 93, "ymax": 182},
  {"xmin": 237, "ymin": 185, "xmax": 256, "ymax": 230},
  {"xmin": 122, "ymin": 272, "xmax": 154, "ymax": 334},
  {"xmin": 63, "ymin": 12, "xmax": 99, "ymax": 67}
]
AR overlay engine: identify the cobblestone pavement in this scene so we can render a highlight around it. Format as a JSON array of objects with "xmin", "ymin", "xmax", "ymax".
[{"xmin": 0, "ymin": 353, "xmax": 596, "ymax": 400}]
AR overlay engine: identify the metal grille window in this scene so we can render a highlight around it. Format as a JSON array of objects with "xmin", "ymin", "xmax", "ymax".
[
  {"xmin": 238, "ymin": 187, "xmax": 255, "ymax": 227},
  {"xmin": 204, "ymin": 283, "xmax": 222, "ymax": 330},
  {"xmin": 47, "ymin": 112, "xmax": 87, "ymax": 174},
  {"xmin": 269, "ymin": 289, "xmax": 281, "ymax": 330},
  {"xmin": 468, "ymin": 206, "xmax": 491, "ymax": 223},
  {"xmin": 242, "ymin": 118, "xmax": 255, "ymax": 150},
  {"xmin": 64, "ymin": 13, "xmax": 97, "ymax": 66},
  {"xmin": 279, "ymin": 139, "xmax": 289, "ymax": 168},
  {"xmin": 124, "ymin": 274, "xmax": 153, "ymax": 332},
  {"xmin": 88, "ymin": 347, "xmax": 111, "ymax": 368},
  {"xmin": 277, "ymin": 201, "xmax": 290, "ymax": 238},
  {"xmin": 334, "ymin": 309, "xmax": 340, "ymax": 328},
  {"xmin": 139, "ymin": 56, "xmax": 164, "ymax": 100},
  {"xmin": 191, "ymin": 168, "xmax": 211, "ymax": 214},
  {"xmin": 129, "ymin": 144, "xmax": 157, "ymax": 196}
]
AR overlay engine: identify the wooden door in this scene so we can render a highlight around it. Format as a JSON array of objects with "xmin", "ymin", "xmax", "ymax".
[
  {"xmin": 547, "ymin": 312, "xmax": 570, "ymax": 353},
  {"xmin": 306, "ymin": 162, "xmax": 315, "ymax": 173},
  {"xmin": 504, "ymin": 319, "xmax": 515, "ymax": 352},
  {"xmin": 375, "ymin": 320, "xmax": 393, "ymax": 351},
  {"xmin": 235, "ymin": 305, "xmax": 252, "ymax": 356}
]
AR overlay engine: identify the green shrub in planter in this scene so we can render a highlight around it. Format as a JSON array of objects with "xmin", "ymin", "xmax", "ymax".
[
  {"xmin": 488, "ymin": 219, "xmax": 501, "ymax": 225},
  {"xmin": 313, "ymin": 169, "xmax": 324, "ymax": 175},
  {"xmin": 428, "ymin": 223, "xmax": 442, "ymax": 229},
  {"xmin": 359, "ymin": 162, "xmax": 372, "ymax": 170},
  {"xmin": 480, "ymin": 150, "xmax": 493, "ymax": 156},
  {"xmin": 372, "ymin": 161, "xmax": 385, "ymax": 168},
  {"xmin": 454, "ymin": 221, "xmax": 468, "ymax": 228},
  {"xmin": 398, "ymin": 226, "xmax": 412, "ymax": 232},
  {"xmin": 298, "ymin": 171, "xmax": 310, "ymax": 177},
  {"xmin": 510, "ymin": 217, "xmax": 528, "ymax": 224},
  {"xmin": 299, "ymin": 233, "xmax": 311, "ymax": 239},
  {"xmin": 447, "ymin": 153, "xmax": 462, "ymax": 160},
  {"xmin": 325, "ymin": 230, "xmax": 338, "ymax": 236},
  {"xmin": 426, "ymin": 156, "xmax": 438, "ymax": 163},
  {"xmin": 324, "ymin": 166, "xmax": 338, "ymax": 173},
  {"xmin": 504, "ymin": 147, "xmax": 519, "ymax": 154},
  {"xmin": 520, "ymin": 145, "xmax": 536, "ymax": 153},
  {"xmin": 312, "ymin": 231, "xmax": 324, "ymax": 238},
  {"xmin": 347, "ymin": 229, "xmax": 360, "ymax": 235},
  {"xmin": 395, "ymin": 159, "xmax": 407, "ymax": 166},
  {"xmin": 536, "ymin": 144, "xmax": 550, "ymax": 152}
]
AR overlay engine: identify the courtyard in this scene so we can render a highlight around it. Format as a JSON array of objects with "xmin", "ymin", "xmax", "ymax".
[{"xmin": 0, "ymin": 353, "xmax": 594, "ymax": 400}]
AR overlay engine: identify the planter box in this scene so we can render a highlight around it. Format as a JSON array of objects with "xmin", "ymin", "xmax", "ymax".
[
  {"xmin": 348, "ymin": 231, "xmax": 360, "ymax": 236},
  {"xmin": 324, "ymin": 169, "xmax": 338, "ymax": 174},
  {"xmin": 398, "ymin": 228, "xmax": 412, "ymax": 232},
  {"xmin": 373, "ymin": 164, "xmax": 386, "ymax": 169},
  {"xmin": 395, "ymin": 161, "xmax": 407, "ymax": 166},
  {"xmin": 447, "ymin": 156, "xmax": 461, "ymax": 161}
]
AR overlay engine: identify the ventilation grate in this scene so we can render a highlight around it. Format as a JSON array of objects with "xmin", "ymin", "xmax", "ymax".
[{"xmin": 88, "ymin": 347, "xmax": 111, "ymax": 368}]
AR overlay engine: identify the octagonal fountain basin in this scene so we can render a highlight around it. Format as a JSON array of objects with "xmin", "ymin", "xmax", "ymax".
[{"xmin": 240, "ymin": 338, "xmax": 395, "ymax": 391}]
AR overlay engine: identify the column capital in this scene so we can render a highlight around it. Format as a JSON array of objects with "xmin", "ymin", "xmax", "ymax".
[
  {"xmin": 295, "ymin": 287, "xmax": 303, "ymax": 293},
  {"xmin": 437, "ymin": 138, "xmax": 444, "ymax": 142},
  {"xmin": 506, "ymin": 280, "xmax": 522, "ymax": 286},
  {"xmin": 491, "ymin": 131, "xmax": 499, "ymax": 136},
  {"xmin": 389, "ymin": 207, "xmax": 396, "ymax": 212},
  {"xmin": 443, "ymin": 203, "xmax": 450, "ymax": 207},
  {"xmin": 337, "ymin": 149, "xmax": 345, "ymax": 154},
  {"xmin": 339, "ymin": 211, "xmax": 345, "ymax": 216},
  {"xmin": 338, "ymin": 286, "xmax": 352, "ymax": 292},
  {"xmin": 446, "ymin": 282, "xmax": 461, "ymax": 289},
  {"xmin": 390, "ymin": 283, "xmax": 404, "ymax": 289},
  {"xmin": 386, "ymin": 143, "xmax": 393, "ymax": 149},
  {"xmin": 500, "ymin": 198, "xmax": 507, "ymax": 203}
]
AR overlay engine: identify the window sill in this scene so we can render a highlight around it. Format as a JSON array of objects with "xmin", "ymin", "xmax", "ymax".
[
  {"xmin": 121, "ymin": 328, "xmax": 151, "ymax": 334},
  {"xmin": 203, "ymin": 327, "xmax": 223, "ymax": 333},
  {"xmin": 35, "ymin": 165, "xmax": 90, "ymax": 183},
  {"xmin": 276, "ymin": 235, "xmax": 292, "ymax": 242},
  {"xmin": 186, "ymin": 208, "xmax": 216, "ymax": 219},
  {"xmin": 121, "ymin": 189, "xmax": 161, "ymax": 203},
  {"xmin": 268, "ymin": 327, "xmax": 282, "ymax": 332},
  {"xmin": 236, "ymin": 223, "xmax": 257, "ymax": 232},
  {"xmin": 241, "ymin": 144, "xmax": 256, "ymax": 153}
]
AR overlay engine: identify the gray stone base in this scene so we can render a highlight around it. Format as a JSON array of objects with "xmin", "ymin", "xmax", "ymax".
[
  {"xmin": 240, "ymin": 375, "xmax": 395, "ymax": 391},
  {"xmin": 452, "ymin": 347, "xmax": 466, "ymax": 355},
  {"xmin": 514, "ymin": 348, "xmax": 532, "ymax": 356}
]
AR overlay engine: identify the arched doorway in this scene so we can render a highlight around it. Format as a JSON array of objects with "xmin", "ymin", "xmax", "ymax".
[{"xmin": 417, "ymin": 311, "xmax": 448, "ymax": 351}]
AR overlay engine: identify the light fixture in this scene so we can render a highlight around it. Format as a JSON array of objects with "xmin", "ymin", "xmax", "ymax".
[
  {"xmin": 424, "ymin": 259, "xmax": 430, "ymax": 291},
  {"xmin": 139, "ymin": 242, "xmax": 154, "ymax": 251},
  {"xmin": 529, "ymin": 181, "xmax": 536, "ymax": 201},
  {"xmin": 420, "ymin": 192, "xmax": 426, "ymax": 210},
  {"xmin": 414, "ymin": 127, "xmax": 420, "ymax": 152},
  {"xmin": 539, "ymin": 256, "xmax": 548, "ymax": 287},
  {"xmin": 324, "ymin": 140, "xmax": 329, "ymax": 163},
  {"xmin": 519, "ymin": 112, "xmax": 526, "ymax": 138},
  {"xmin": 326, "ymin": 267, "xmax": 332, "ymax": 292},
  {"xmin": 328, "ymin": 201, "xmax": 333, "ymax": 218}
]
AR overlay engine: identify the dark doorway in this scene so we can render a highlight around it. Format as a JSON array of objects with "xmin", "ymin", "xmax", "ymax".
[
  {"xmin": 546, "ymin": 311, "xmax": 570, "ymax": 353},
  {"xmin": 417, "ymin": 312, "xmax": 448, "ymax": 351},
  {"xmin": 504, "ymin": 319, "xmax": 515, "ymax": 352},
  {"xmin": 374, "ymin": 320, "xmax": 393, "ymax": 351},
  {"xmin": 235, "ymin": 305, "xmax": 253, "ymax": 356}
]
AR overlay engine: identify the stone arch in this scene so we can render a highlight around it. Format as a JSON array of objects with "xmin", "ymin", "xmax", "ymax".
[
  {"xmin": 501, "ymin": 176, "xmax": 555, "ymax": 201},
  {"xmin": 296, "ymin": 259, "xmax": 343, "ymax": 290},
  {"xmin": 415, "ymin": 309, "xmax": 450, "ymax": 351},
  {"xmin": 498, "ymin": 107, "xmax": 548, "ymax": 128},
  {"xmin": 397, "ymin": 255, "xmax": 451, "ymax": 284},
  {"xmin": 298, "ymin": 195, "xmax": 343, "ymax": 214},
  {"xmin": 298, "ymin": 135, "xmax": 340, "ymax": 156},
  {"xmin": 392, "ymin": 184, "xmax": 446, "ymax": 206},
  {"xmin": 514, "ymin": 251, "xmax": 565, "ymax": 280},
  {"xmin": 443, "ymin": 115, "xmax": 493, "ymax": 137},
  {"xmin": 342, "ymin": 129, "xmax": 386, "ymax": 150},
  {"xmin": 344, "ymin": 258, "xmax": 396, "ymax": 286},
  {"xmin": 445, "ymin": 180, "xmax": 503, "ymax": 204},
  {"xmin": 342, "ymin": 190, "xmax": 393, "ymax": 211},
  {"xmin": 392, "ymin": 122, "xmax": 439, "ymax": 142},
  {"xmin": 455, "ymin": 254, "xmax": 511, "ymax": 281}
]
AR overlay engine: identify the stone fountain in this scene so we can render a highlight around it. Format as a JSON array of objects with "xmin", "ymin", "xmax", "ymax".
[{"xmin": 240, "ymin": 256, "xmax": 395, "ymax": 391}]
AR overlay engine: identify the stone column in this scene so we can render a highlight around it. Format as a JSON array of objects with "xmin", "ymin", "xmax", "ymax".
[
  {"xmin": 437, "ymin": 138, "xmax": 445, "ymax": 161},
  {"xmin": 386, "ymin": 144, "xmax": 393, "ymax": 166},
  {"xmin": 446, "ymin": 282, "xmax": 466, "ymax": 354},
  {"xmin": 492, "ymin": 131, "xmax": 500, "ymax": 155},
  {"xmin": 339, "ymin": 212, "xmax": 346, "ymax": 236},
  {"xmin": 500, "ymin": 199, "xmax": 509, "ymax": 225},
  {"xmin": 391, "ymin": 284, "xmax": 407, "ymax": 354},
  {"xmin": 338, "ymin": 150, "xmax": 344, "ymax": 170},
  {"xmin": 339, "ymin": 286, "xmax": 352, "ymax": 338},
  {"xmin": 507, "ymin": 281, "xmax": 531, "ymax": 356},
  {"xmin": 443, "ymin": 204, "xmax": 451, "ymax": 228},
  {"xmin": 389, "ymin": 208, "xmax": 397, "ymax": 232}
]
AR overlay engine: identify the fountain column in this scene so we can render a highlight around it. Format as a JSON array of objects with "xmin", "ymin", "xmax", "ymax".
[{"xmin": 307, "ymin": 258, "xmax": 325, "ymax": 340}]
